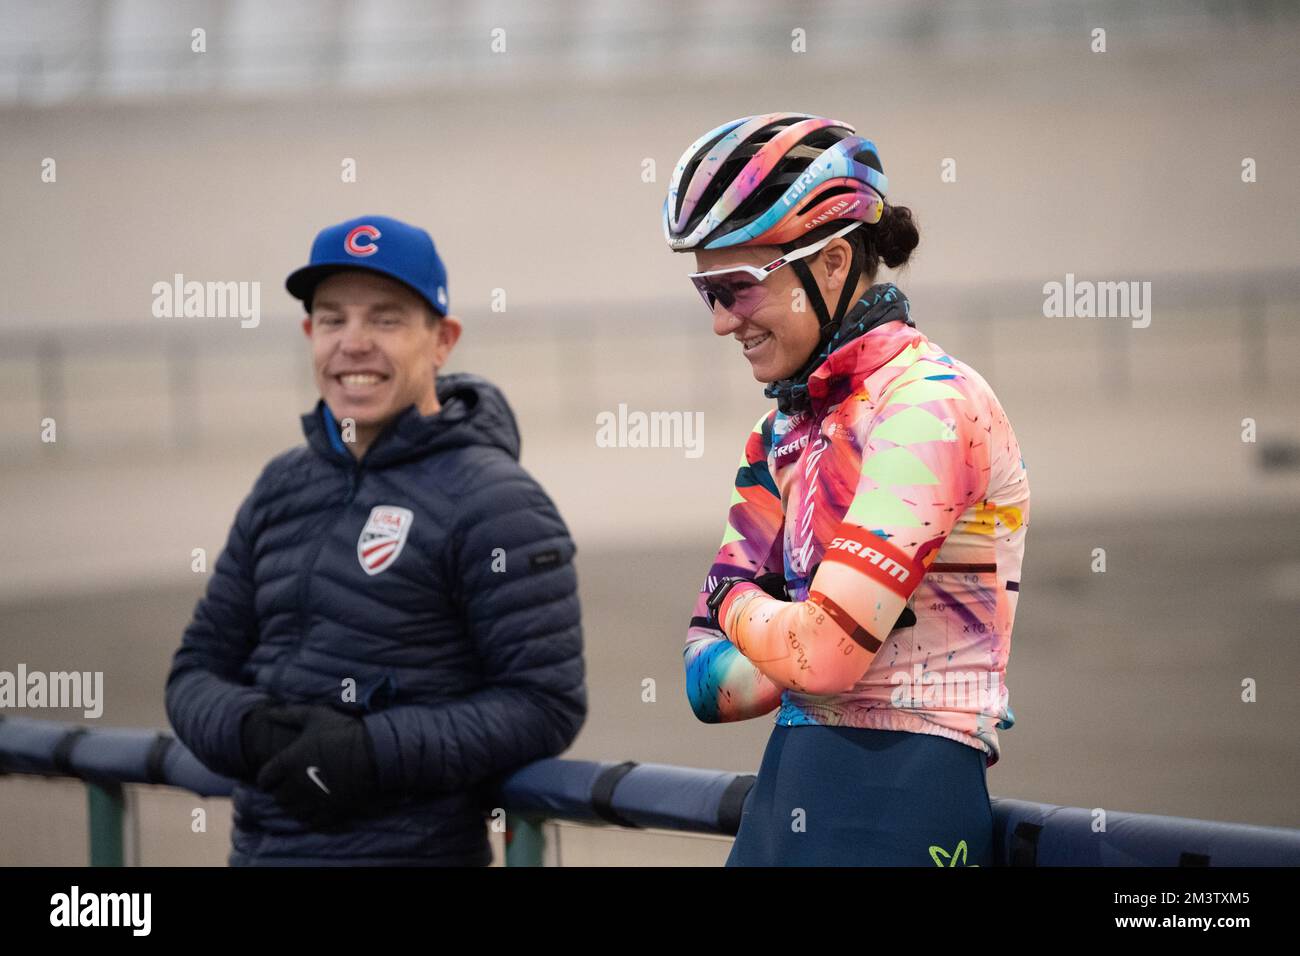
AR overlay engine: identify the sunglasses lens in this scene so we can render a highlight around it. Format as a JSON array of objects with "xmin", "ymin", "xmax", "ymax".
[
  {"xmin": 692, "ymin": 278, "xmax": 730, "ymax": 313},
  {"xmin": 692, "ymin": 276, "xmax": 761, "ymax": 317},
  {"xmin": 708, "ymin": 284, "xmax": 736, "ymax": 310}
]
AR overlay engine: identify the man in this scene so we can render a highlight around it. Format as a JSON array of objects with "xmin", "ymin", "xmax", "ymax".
[{"xmin": 165, "ymin": 214, "xmax": 586, "ymax": 866}]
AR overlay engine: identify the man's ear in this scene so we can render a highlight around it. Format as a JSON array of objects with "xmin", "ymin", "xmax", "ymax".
[
  {"xmin": 301, "ymin": 316, "xmax": 312, "ymax": 338},
  {"xmin": 433, "ymin": 315, "xmax": 463, "ymax": 365}
]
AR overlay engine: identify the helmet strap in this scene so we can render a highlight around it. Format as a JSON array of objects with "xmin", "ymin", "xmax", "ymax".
[
  {"xmin": 783, "ymin": 231, "xmax": 866, "ymax": 375},
  {"xmin": 788, "ymin": 257, "xmax": 832, "ymax": 330}
]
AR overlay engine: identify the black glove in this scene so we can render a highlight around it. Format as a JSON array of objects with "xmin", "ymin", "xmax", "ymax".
[
  {"xmin": 255, "ymin": 706, "xmax": 381, "ymax": 828},
  {"xmin": 240, "ymin": 702, "xmax": 312, "ymax": 779}
]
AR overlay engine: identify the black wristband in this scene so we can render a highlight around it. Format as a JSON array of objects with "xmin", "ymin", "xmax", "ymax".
[{"xmin": 706, "ymin": 576, "xmax": 749, "ymax": 629}]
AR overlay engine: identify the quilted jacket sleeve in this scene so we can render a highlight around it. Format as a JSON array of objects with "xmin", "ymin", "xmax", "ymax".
[{"xmin": 164, "ymin": 477, "xmax": 274, "ymax": 782}]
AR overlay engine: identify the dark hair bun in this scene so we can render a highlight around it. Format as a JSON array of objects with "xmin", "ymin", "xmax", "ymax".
[{"xmin": 872, "ymin": 203, "xmax": 919, "ymax": 270}]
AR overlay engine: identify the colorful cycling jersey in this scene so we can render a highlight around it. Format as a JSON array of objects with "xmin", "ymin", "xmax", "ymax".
[{"xmin": 685, "ymin": 318, "xmax": 1029, "ymax": 765}]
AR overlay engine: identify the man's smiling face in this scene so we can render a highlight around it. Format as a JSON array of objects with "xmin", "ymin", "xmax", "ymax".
[{"xmin": 302, "ymin": 270, "xmax": 460, "ymax": 448}]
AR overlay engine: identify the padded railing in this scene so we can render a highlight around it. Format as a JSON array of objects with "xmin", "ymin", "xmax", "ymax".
[{"xmin": 2, "ymin": 715, "xmax": 1298, "ymax": 866}]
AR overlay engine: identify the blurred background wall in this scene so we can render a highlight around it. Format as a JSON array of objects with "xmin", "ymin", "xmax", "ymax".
[{"xmin": 2, "ymin": 0, "xmax": 1298, "ymax": 864}]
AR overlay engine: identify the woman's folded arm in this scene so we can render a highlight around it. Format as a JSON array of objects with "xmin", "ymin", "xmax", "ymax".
[{"xmin": 718, "ymin": 382, "xmax": 989, "ymax": 694}]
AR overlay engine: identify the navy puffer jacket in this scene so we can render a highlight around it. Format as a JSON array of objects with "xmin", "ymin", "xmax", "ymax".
[{"xmin": 164, "ymin": 373, "xmax": 586, "ymax": 865}]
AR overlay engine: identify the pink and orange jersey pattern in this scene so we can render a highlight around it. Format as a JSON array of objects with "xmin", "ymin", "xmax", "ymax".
[{"xmin": 684, "ymin": 321, "xmax": 1029, "ymax": 766}]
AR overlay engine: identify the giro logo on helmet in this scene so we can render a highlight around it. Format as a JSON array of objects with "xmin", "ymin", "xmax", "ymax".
[
  {"xmin": 783, "ymin": 167, "xmax": 823, "ymax": 206},
  {"xmin": 344, "ymin": 224, "xmax": 382, "ymax": 257}
]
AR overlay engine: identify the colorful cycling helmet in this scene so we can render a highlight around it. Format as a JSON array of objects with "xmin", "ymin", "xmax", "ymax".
[{"xmin": 663, "ymin": 112, "xmax": 888, "ymax": 251}]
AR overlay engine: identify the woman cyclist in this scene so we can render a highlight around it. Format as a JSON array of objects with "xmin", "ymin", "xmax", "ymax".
[{"xmin": 666, "ymin": 113, "xmax": 1030, "ymax": 866}]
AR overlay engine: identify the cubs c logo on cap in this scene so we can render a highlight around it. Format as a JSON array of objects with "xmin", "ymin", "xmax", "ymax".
[{"xmin": 344, "ymin": 224, "xmax": 382, "ymax": 257}]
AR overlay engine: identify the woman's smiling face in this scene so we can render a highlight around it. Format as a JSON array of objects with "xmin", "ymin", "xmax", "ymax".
[
  {"xmin": 692, "ymin": 244, "xmax": 823, "ymax": 383},
  {"xmin": 692, "ymin": 229, "xmax": 867, "ymax": 383}
]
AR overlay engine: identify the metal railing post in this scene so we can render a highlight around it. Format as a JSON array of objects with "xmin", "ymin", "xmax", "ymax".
[
  {"xmin": 504, "ymin": 813, "xmax": 546, "ymax": 867},
  {"xmin": 87, "ymin": 780, "xmax": 126, "ymax": 867}
]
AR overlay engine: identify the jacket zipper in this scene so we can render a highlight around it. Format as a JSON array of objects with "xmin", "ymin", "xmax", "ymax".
[{"xmin": 268, "ymin": 457, "xmax": 365, "ymax": 697}]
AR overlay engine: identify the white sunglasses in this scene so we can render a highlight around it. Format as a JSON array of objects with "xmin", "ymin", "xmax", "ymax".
[{"xmin": 687, "ymin": 220, "xmax": 863, "ymax": 317}]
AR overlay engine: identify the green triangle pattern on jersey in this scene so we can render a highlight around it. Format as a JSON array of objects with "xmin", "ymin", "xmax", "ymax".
[
  {"xmin": 861, "ymin": 446, "xmax": 940, "ymax": 486},
  {"xmin": 720, "ymin": 522, "xmax": 745, "ymax": 546},
  {"xmin": 844, "ymin": 488, "xmax": 923, "ymax": 528},
  {"xmin": 885, "ymin": 378, "xmax": 967, "ymax": 407},
  {"xmin": 886, "ymin": 357, "xmax": 956, "ymax": 390},
  {"xmin": 871, "ymin": 405, "xmax": 953, "ymax": 445},
  {"xmin": 842, "ymin": 347, "xmax": 957, "ymax": 534},
  {"xmin": 884, "ymin": 341, "xmax": 926, "ymax": 368},
  {"xmin": 730, "ymin": 487, "xmax": 747, "ymax": 506}
]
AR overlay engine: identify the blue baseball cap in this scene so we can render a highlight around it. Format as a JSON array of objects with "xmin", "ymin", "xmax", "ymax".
[{"xmin": 285, "ymin": 214, "xmax": 449, "ymax": 317}]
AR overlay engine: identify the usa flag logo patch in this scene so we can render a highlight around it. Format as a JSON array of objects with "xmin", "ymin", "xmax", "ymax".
[{"xmin": 357, "ymin": 506, "xmax": 414, "ymax": 576}]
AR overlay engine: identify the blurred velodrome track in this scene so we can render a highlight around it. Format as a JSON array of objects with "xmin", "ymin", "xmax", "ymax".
[{"xmin": 2, "ymin": 1, "xmax": 1298, "ymax": 864}]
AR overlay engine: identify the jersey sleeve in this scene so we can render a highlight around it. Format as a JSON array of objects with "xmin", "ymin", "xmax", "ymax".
[
  {"xmin": 718, "ymin": 372, "xmax": 990, "ymax": 695},
  {"xmin": 684, "ymin": 411, "xmax": 787, "ymax": 723}
]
